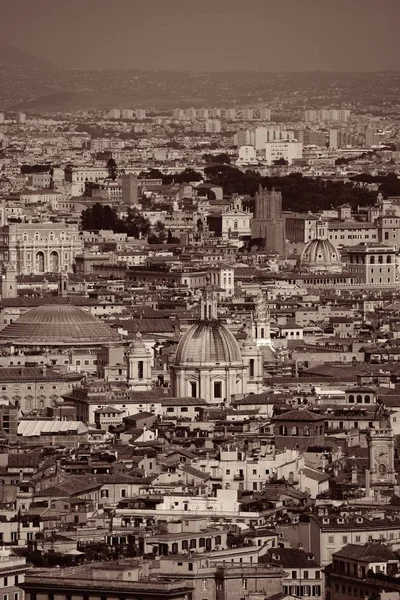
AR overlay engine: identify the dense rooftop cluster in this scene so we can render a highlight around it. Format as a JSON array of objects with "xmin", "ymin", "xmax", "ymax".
[{"xmin": 1, "ymin": 97, "xmax": 400, "ymax": 600}]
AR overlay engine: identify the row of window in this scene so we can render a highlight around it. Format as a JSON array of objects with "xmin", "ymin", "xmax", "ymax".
[
  {"xmin": 329, "ymin": 234, "xmax": 377, "ymax": 240},
  {"xmin": 328, "ymin": 532, "xmax": 396, "ymax": 544},
  {"xmin": 1, "ymin": 386, "xmax": 57, "ymax": 391},
  {"xmin": 283, "ymin": 585, "xmax": 321, "ymax": 596},
  {"xmin": 334, "ymin": 582, "xmax": 373, "ymax": 598},
  {"xmin": 3, "ymin": 576, "xmax": 21, "ymax": 586},
  {"xmin": 75, "ymin": 359, "xmax": 96, "ymax": 366},
  {"xmin": 189, "ymin": 381, "xmax": 223, "ymax": 398},
  {"xmin": 290, "ymin": 570, "xmax": 321, "ymax": 579},
  {"xmin": 349, "ymin": 254, "xmax": 392, "ymax": 264},
  {"xmin": 348, "ymin": 394, "xmax": 371, "ymax": 403},
  {"xmin": 278, "ymin": 425, "xmax": 324, "ymax": 436}
]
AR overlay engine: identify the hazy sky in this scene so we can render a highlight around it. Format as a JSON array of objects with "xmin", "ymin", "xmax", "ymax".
[{"xmin": 1, "ymin": 0, "xmax": 399, "ymax": 71}]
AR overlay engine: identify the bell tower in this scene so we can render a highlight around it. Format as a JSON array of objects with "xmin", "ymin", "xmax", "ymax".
[
  {"xmin": 367, "ymin": 401, "xmax": 396, "ymax": 496},
  {"xmin": 241, "ymin": 326, "xmax": 263, "ymax": 394},
  {"xmin": 200, "ymin": 288, "xmax": 218, "ymax": 321},
  {"xmin": 1, "ymin": 262, "xmax": 17, "ymax": 299},
  {"xmin": 127, "ymin": 333, "xmax": 152, "ymax": 391},
  {"xmin": 58, "ymin": 271, "xmax": 68, "ymax": 297},
  {"xmin": 252, "ymin": 290, "xmax": 271, "ymax": 347}
]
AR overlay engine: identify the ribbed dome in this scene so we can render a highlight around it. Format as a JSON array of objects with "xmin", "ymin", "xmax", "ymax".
[
  {"xmin": 300, "ymin": 238, "xmax": 341, "ymax": 269},
  {"xmin": 175, "ymin": 320, "xmax": 242, "ymax": 365},
  {"xmin": 0, "ymin": 304, "xmax": 121, "ymax": 346}
]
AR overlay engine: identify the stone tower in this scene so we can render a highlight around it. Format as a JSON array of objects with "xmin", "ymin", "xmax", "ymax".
[
  {"xmin": 1, "ymin": 262, "xmax": 17, "ymax": 299},
  {"xmin": 251, "ymin": 186, "xmax": 286, "ymax": 255},
  {"xmin": 252, "ymin": 290, "xmax": 271, "ymax": 346},
  {"xmin": 240, "ymin": 326, "xmax": 263, "ymax": 394},
  {"xmin": 127, "ymin": 333, "xmax": 152, "ymax": 391},
  {"xmin": 367, "ymin": 401, "xmax": 396, "ymax": 497}
]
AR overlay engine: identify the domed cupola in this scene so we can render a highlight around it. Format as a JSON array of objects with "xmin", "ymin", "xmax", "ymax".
[
  {"xmin": 170, "ymin": 290, "xmax": 247, "ymax": 404},
  {"xmin": 174, "ymin": 290, "xmax": 242, "ymax": 366},
  {"xmin": 300, "ymin": 217, "xmax": 342, "ymax": 273}
]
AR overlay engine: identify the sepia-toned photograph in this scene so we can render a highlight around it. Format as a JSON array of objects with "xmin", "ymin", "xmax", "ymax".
[{"xmin": 0, "ymin": 1, "xmax": 399, "ymax": 598}]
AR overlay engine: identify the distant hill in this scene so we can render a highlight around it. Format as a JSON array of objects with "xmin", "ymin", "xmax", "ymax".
[
  {"xmin": 1, "ymin": 56, "xmax": 400, "ymax": 111},
  {"xmin": 0, "ymin": 42, "xmax": 55, "ymax": 70}
]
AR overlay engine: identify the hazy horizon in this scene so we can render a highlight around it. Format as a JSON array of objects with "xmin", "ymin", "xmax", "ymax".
[{"xmin": 1, "ymin": 0, "xmax": 399, "ymax": 72}]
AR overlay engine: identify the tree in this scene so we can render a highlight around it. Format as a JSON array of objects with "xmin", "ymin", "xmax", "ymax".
[
  {"xmin": 154, "ymin": 220, "xmax": 167, "ymax": 242},
  {"xmin": 106, "ymin": 157, "xmax": 118, "ymax": 181},
  {"xmin": 249, "ymin": 238, "xmax": 266, "ymax": 250},
  {"xmin": 214, "ymin": 153, "xmax": 231, "ymax": 164},
  {"xmin": 81, "ymin": 203, "xmax": 119, "ymax": 231},
  {"xmin": 273, "ymin": 157, "xmax": 288, "ymax": 165},
  {"xmin": 202, "ymin": 153, "xmax": 230, "ymax": 165},
  {"xmin": 125, "ymin": 207, "xmax": 151, "ymax": 238},
  {"xmin": 148, "ymin": 221, "xmax": 167, "ymax": 244}
]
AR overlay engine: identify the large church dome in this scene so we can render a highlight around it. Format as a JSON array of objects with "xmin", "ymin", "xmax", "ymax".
[
  {"xmin": 175, "ymin": 320, "xmax": 242, "ymax": 365},
  {"xmin": 0, "ymin": 304, "xmax": 121, "ymax": 346},
  {"xmin": 300, "ymin": 238, "xmax": 342, "ymax": 272}
]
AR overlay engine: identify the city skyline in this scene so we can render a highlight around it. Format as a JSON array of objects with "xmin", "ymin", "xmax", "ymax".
[{"xmin": 1, "ymin": 0, "xmax": 399, "ymax": 72}]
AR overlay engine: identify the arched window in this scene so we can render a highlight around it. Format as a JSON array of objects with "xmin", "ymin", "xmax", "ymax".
[
  {"xmin": 234, "ymin": 221, "xmax": 238, "ymax": 230},
  {"xmin": 378, "ymin": 255, "xmax": 383, "ymax": 264},
  {"xmin": 370, "ymin": 256, "xmax": 375, "ymax": 264},
  {"xmin": 364, "ymin": 395, "xmax": 370, "ymax": 403},
  {"xmin": 303, "ymin": 426, "xmax": 310, "ymax": 436},
  {"xmin": 50, "ymin": 251, "xmax": 59, "ymax": 272},
  {"xmin": 291, "ymin": 426, "xmax": 298, "ymax": 436},
  {"xmin": 356, "ymin": 395, "xmax": 362, "ymax": 403},
  {"xmin": 348, "ymin": 395, "xmax": 355, "ymax": 403},
  {"xmin": 387, "ymin": 255, "xmax": 392, "ymax": 263},
  {"xmin": 279, "ymin": 425, "xmax": 287, "ymax": 436},
  {"xmin": 36, "ymin": 251, "xmax": 45, "ymax": 273}
]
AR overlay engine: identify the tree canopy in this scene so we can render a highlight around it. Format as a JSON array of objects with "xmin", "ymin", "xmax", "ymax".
[
  {"xmin": 106, "ymin": 157, "xmax": 118, "ymax": 181},
  {"xmin": 80, "ymin": 203, "xmax": 150, "ymax": 238},
  {"xmin": 203, "ymin": 167, "xmax": 377, "ymax": 211}
]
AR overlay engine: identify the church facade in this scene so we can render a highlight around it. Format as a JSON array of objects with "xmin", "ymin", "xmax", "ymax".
[{"xmin": 170, "ymin": 291, "xmax": 264, "ymax": 404}]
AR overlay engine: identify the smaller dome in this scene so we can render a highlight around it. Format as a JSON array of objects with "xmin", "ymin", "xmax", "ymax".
[{"xmin": 300, "ymin": 238, "xmax": 342, "ymax": 272}]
